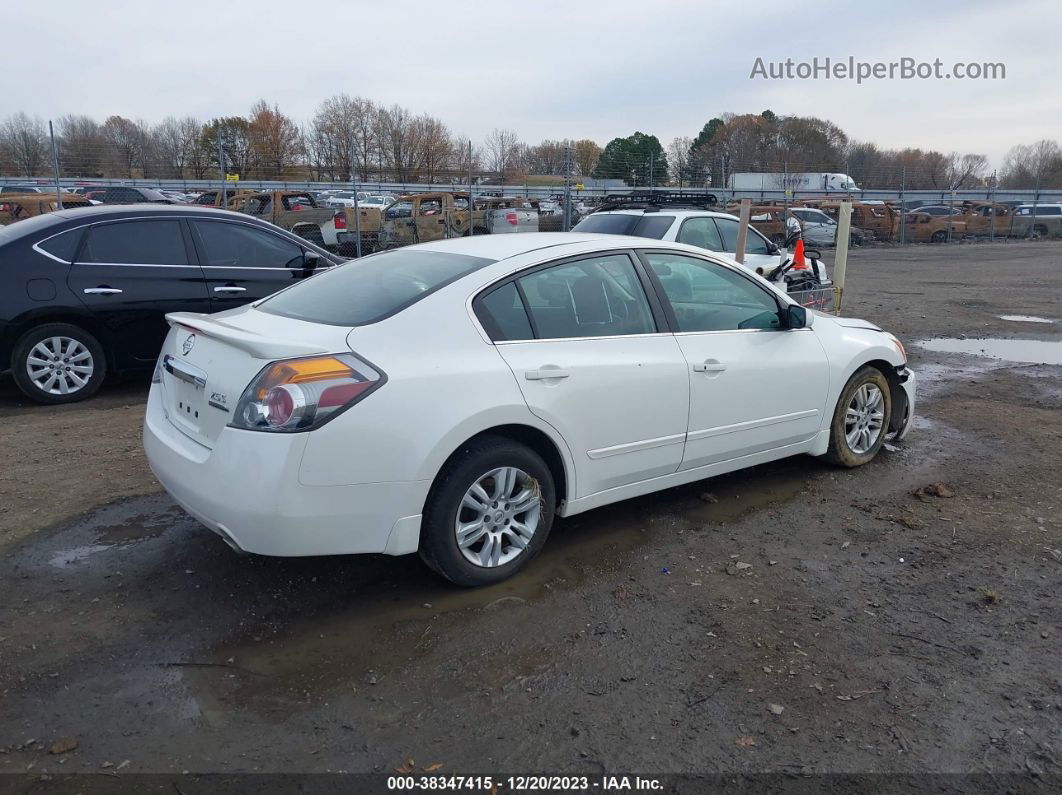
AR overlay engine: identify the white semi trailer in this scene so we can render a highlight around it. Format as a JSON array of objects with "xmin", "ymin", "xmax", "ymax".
[{"xmin": 728, "ymin": 172, "xmax": 859, "ymax": 192}]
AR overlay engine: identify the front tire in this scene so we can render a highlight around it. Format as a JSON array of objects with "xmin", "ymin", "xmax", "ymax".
[
  {"xmin": 12, "ymin": 323, "xmax": 107, "ymax": 404},
  {"xmin": 420, "ymin": 436, "xmax": 555, "ymax": 586},
  {"xmin": 823, "ymin": 366, "xmax": 891, "ymax": 467}
]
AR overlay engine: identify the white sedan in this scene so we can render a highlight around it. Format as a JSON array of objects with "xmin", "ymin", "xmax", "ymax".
[{"xmin": 144, "ymin": 233, "xmax": 915, "ymax": 586}]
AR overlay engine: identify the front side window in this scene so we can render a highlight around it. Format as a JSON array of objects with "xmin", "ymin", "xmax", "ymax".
[
  {"xmin": 385, "ymin": 201, "xmax": 413, "ymax": 219},
  {"xmin": 712, "ymin": 218, "xmax": 771, "ymax": 255},
  {"xmin": 79, "ymin": 220, "xmax": 187, "ymax": 265},
  {"xmin": 191, "ymin": 221, "xmax": 304, "ymax": 269},
  {"xmin": 643, "ymin": 252, "xmax": 782, "ymax": 333},
  {"xmin": 513, "ymin": 254, "xmax": 656, "ymax": 340}
]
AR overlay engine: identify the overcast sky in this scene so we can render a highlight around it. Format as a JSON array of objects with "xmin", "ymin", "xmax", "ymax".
[{"xmin": 7, "ymin": 0, "xmax": 1056, "ymax": 168}]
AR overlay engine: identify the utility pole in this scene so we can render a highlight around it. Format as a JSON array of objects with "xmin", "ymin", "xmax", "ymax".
[
  {"xmin": 468, "ymin": 140, "xmax": 474, "ymax": 237},
  {"xmin": 218, "ymin": 132, "xmax": 227, "ymax": 206},
  {"xmin": 898, "ymin": 164, "xmax": 906, "ymax": 244},
  {"xmin": 563, "ymin": 141, "xmax": 573, "ymax": 231},
  {"xmin": 48, "ymin": 121, "xmax": 62, "ymax": 208},
  {"xmin": 351, "ymin": 170, "xmax": 362, "ymax": 258}
]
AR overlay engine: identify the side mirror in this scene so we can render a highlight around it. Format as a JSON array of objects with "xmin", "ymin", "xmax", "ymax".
[
  {"xmin": 785, "ymin": 304, "xmax": 808, "ymax": 329},
  {"xmin": 303, "ymin": 250, "xmax": 321, "ymax": 271}
]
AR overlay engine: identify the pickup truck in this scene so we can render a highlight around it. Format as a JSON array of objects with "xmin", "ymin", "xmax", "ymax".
[
  {"xmin": 194, "ymin": 190, "xmax": 351, "ymax": 252},
  {"xmin": 376, "ymin": 192, "xmax": 538, "ymax": 249}
]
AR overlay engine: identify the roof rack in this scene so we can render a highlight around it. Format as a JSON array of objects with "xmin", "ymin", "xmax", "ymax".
[{"xmin": 592, "ymin": 190, "xmax": 719, "ymax": 213}]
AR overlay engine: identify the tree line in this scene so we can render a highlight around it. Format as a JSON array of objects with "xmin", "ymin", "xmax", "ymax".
[
  {"xmin": 0, "ymin": 98, "xmax": 602, "ymax": 185},
  {"xmin": 1, "ymin": 101, "xmax": 1059, "ymax": 189}
]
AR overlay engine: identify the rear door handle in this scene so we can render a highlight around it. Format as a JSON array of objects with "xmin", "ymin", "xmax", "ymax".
[
  {"xmin": 693, "ymin": 360, "xmax": 727, "ymax": 373},
  {"xmin": 83, "ymin": 287, "xmax": 122, "ymax": 295},
  {"xmin": 213, "ymin": 286, "xmax": 247, "ymax": 293},
  {"xmin": 525, "ymin": 368, "xmax": 570, "ymax": 380}
]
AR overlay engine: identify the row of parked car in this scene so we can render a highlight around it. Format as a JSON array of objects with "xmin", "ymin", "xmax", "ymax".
[{"xmin": 737, "ymin": 198, "xmax": 1062, "ymax": 245}]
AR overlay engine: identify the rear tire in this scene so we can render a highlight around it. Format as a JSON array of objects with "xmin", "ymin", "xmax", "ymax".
[
  {"xmin": 930, "ymin": 230, "xmax": 948, "ymax": 243},
  {"xmin": 12, "ymin": 323, "xmax": 107, "ymax": 404},
  {"xmin": 419, "ymin": 436, "xmax": 555, "ymax": 586},
  {"xmin": 823, "ymin": 366, "xmax": 891, "ymax": 467}
]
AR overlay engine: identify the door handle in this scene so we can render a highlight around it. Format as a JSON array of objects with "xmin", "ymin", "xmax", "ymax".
[
  {"xmin": 525, "ymin": 368, "xmax": 570, "ymax": 380},
  {"xmin": 213, "ymin": 286, "xmax": 247, "ymax": 293},
  {"xmin": 693, "ymin": 360, "xmax": 727, "ymax": 373},
  {"xmin": 83, "ymin": 287, "xmax": 122, "ymax": 295}
]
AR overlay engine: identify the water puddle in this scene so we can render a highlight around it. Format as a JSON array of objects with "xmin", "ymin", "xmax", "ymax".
[
  {"xmin": 48, "ymin": 544, "xmax": 112, "ymax": 568},
  {"xmin": 917, "ymin": 337, "xmax": 1062, "ymax": 366},
  {"xmin": 998, "ymin": 315, "xmax": 1054, "ymax": 324}
]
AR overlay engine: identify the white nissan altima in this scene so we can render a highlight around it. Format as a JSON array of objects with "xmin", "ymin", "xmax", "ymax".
[{"xmin": 144, "ymin": 233, "xmax": 915, "ymax": 586}]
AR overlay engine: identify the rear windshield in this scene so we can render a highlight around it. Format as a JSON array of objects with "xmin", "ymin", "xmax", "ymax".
[
  {"xmin": 258, "ymin": 249, "xmax": 494, "ymax": 326},
  {"xmin": 572, "ymin": 214, "xmax": 675, "ymax": 239}
]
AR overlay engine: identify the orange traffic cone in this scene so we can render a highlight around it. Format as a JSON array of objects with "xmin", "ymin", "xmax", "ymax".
[{"xmin": 792, "ymin": 237, "xmax": 807, "ymax": 270}]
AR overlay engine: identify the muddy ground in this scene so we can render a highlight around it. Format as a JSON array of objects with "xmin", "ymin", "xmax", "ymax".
[{"xmin": 0, "ymin": 241, "xmax": 1059, "ymax": 788}]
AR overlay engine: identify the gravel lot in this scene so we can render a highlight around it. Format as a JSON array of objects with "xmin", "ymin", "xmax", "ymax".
[{"xmin": 0, "ymin": 240, "xmax": 1060, "ymax": 787}]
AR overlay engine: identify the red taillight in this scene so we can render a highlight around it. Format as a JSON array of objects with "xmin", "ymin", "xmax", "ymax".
[
  {"xmin": 319, "ymin": 380, "xmax": 373, "ymax": 408},
  {"xmin": 506, "ymin": 211, "xmax": 518, "ymax": 226},
  {"xmin": 334, "ymin": 211, "xmax": 346, "ymax": 230},
  {"xmin": 0, "ymin": 203, "xmax": 10, "ymax": 212},
  {"xmin": 231, "ymin": 353, "xmax": 384, "ymax": 432}
]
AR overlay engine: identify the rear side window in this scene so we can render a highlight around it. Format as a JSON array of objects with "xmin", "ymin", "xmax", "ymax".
[
  {"xmin": 259, "ymin": 249, "xmax": 493, "ymax": 326},
  {"xmin": 476, "ymin": 282, "xmax": 533, "ymax": 341},
  {"xmin": 79, "ymin": 220, "xmax": 187, "ymax": 265},
  {"xmin": 510, "ymin": 254, "xmax": 656, "ymax": 340},
  {"xmin": 571, "ymin": 214, "xmax": 675, "ymax": 239},
  {"xmin": 712, "ymin": 218, "xmax": 770, "ymax": 255},
  {"xmin": 37, "ymin": 228, "xmax": 83, "ymax": 262},
  {"xmin": 677, "ymin": 217, "xmax": 724, "ymax": 251}
]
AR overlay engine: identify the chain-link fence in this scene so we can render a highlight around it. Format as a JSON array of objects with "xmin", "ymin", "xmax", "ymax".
[{"xmin": 2, "ymin": 121, "xmax": 1061, "ymax": 249}]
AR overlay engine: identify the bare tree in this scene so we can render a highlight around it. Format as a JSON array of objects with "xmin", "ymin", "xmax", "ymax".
[
  {"xmin": 310, "ymin": 94, "xmax": 379, "ymax": 181},
  {"xmin": 101, "ymin": 115, "xmax": 144, "ymax": 178},
  {"xmin": 1001, "ymin": 139, "xmax": 1062, "ymax": 188},
  {"xmin": 667, "ymin": 136, "xmax": 693, "ymax": 186},
  {"xmin": 56, "ymin": 115, "xmax": 103, "ymax": 177},
  {"xmin": 483, "ymin": 128, "xmax": 522, "ymax": 176},
  {"xmin": 415, "ymin": 115, "xmax": 455, "ymax": 182},
  {"xmin": 376, "ymin": 105, "xmax": 422, "ymax": 181},
  {"xmin": 2, "ymin": 113, "xmax": 48, "ymax": 176}
]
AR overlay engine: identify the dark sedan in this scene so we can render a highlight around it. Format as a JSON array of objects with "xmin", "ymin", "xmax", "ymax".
[
  {"xmin": 0, "ymin": 205, "xmax": 342, "ymax": 404},
  {"xmin": 83, "ymin": 186, "xmax": 181, "ymax": 205}
]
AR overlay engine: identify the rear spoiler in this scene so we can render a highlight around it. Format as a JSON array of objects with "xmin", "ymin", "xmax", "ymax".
[{"xmin": 165, "ymin": 312, "xmax": 328, "ymax": 360}]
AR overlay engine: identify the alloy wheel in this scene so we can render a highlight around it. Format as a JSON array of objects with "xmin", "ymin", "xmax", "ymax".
[
  {"xmin": 26, "ymin": 336, "xmax": 94, "ymax": 396},
  {"xmin": 455, "ymin": 466, "xmax": 541, "ymax": 567},
  {"xmin": 844, "ymin": 382, "xmax": 885, "ymax": 454}
]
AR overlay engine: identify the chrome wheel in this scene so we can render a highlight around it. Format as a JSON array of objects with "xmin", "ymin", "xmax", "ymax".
[
  {"xmin": 844, "ymin": 383, "xmax": 885, "ymax": 454},
  {"xmin": 455, "ymin": 466, "xmax": 541, "ymax": 568},
  {"xmin": 26, "ymin": 336, "xmax": 94, "ymax": 396}
]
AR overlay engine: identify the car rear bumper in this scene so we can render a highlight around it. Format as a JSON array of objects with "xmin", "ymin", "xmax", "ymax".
[{"xmin": 143, "ymin": 385, "xmax": 426, "ymax": 557}]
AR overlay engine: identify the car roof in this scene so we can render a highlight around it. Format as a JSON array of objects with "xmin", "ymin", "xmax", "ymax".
[
  {"xmin": 410, "ymin": 231, "xmax": 740, "ymax": 262},
  {"xmin": 47, "ymin": 204, "xmax": 249, "ymax": 222},
  {"xmin": 587, "ymin": 208, "xmax": 738, "ymax": 220}
]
